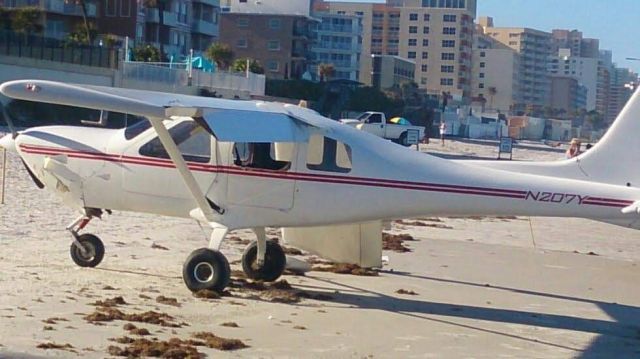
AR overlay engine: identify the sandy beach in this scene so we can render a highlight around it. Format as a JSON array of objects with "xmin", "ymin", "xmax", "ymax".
[{"xmin": 1, "ymin": 133, "xmax": 640, "ymax": 358}]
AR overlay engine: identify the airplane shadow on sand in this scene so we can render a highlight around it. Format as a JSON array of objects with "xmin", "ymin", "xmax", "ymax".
[{"xmin": 295, "ymin": 272, "xmax": 640, "ymax": 358}]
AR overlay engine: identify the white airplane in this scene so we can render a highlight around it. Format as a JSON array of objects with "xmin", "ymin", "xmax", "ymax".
[{"xmin": 1, "ymin": 79, "xmax": 639, "ymax": 293}]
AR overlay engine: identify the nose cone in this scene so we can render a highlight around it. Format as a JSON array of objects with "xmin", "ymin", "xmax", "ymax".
[{"xmin": 0, "ymin": 133, "xmax": 17, "ymax": 153}]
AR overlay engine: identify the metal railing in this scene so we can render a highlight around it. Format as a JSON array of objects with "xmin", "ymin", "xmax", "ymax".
[
  {"xmin": 121, "ymin": 61, "xmax": 265, "ymax": 96},
  {"xmin": 0, "ymin": 31, "xmax": 119, "ymax": 69}
]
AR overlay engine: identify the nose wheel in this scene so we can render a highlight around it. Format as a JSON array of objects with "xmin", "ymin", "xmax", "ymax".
[
  {"xmin": 70, "ymin": 233, "xmax": 105, "ymax": 268},
  {"xmin": 182, "ymin": 248, "xmax": 231, "ymax": 292},
  {"xmin": 241, "ymin": 240, "xmax": 286, "ymax": 281}
]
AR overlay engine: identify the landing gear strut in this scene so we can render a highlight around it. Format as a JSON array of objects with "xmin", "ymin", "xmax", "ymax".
[{"xmin": 66, "ymin": 210, "xmax": 106, "ymax": 268}]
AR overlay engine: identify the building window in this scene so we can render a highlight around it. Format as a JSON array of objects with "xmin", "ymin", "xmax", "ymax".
[
  {"xmin": 237, "ymin": 17, "xmax": 249, "ymax": 27},
  {"xmin": 269, "ymin": 18, "xmax": 281, "ymax": 29},
  {"xmin": 479, "ymin": 72, "xmax": 485, "ymax": 78},
  {"xmin": 387, "ymin": 51, "xmax": 398, "ymax": 56},
  {"xmin": 106, "ymin": 0, "xmax": 116, "ymax": 16},
  {"xmin": 480, "ymin": 51, "xmax": 486, "ymax": 57},
  {"xmin": 443, "ymin": 14, "xmax": 457, "ymax": 22},
  {"xmin": 423, "ymin": 26, "xmax": 430, "ymax": 34},
  {"xmin": 409, "ymin": 26, "xmax": 418, "ymax": 34},
  {"xmin": 442, "ymin": 40, "xmax": 455, "ymax": 47},
  {"xmin": 423, "ymin": 14, "xmax": 430, "ymax": 21},
  {"xmin": 422, "ymin": 39, "xmax": 429, "ymax": 46},
  {"xmin": 267, "ymin": 60, "xmax": 279, "ymax": 72},
  {"xmin": 509, "ymin": 41, "xmax": 517, "ymax": 45},
  {"xmin": 120, "ymin": 0, "xmax": 131, "ymax": 17},
  {"xmin": 236, "ymin": 38, "xmax": 247, "ymax": 48},
  {"xmin": 409, "ymin": 13, "xmax": 418, "ymax": 21},
  {"xmin": 441, "ymin": 53, "xmax": 455, "ymax": 60},
  {"xmin": 480, "ymin": 62, "xmax": 485, "ymax": 68},
  {"xmin": 479, "ymin": 83, "xmax": 485, "ymax": 89},
  {"xmin": 422, "ymin": 52, "xmax": 428, "ymax": 59},
  {"xmin": 421, "ymin": 77, "xmax": 427, "ymax": 85},
  {"xmin": 440, "ymin": 78, "xmax": 454, "ymax": 86},
  {"xmin": 408, "ymin": 39, "xmax": 417, "ymax": 46},
  {"xmin": 441, "ymin": 65, "xmax": 454, "ymax": 73},
  {"xmin": 267, "ymin": 40, "xmax": 280, "ymax": 51},
  {"xmin": 408, "ymin": 51, "xmax": 416, "ymax": 59},
  {"xmin": 443, "ymin": 27, "xmax": 456, "ymax": 35},
  {"xmin": 356, "ymin": 11, "xmax": 364, "ymax": 16},
  {"xmin": 421, "ymin": 64, "xmax": 428, "ymax": 71}
]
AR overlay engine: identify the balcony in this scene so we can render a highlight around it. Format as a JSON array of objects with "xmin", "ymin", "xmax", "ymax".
[
  {"xmin": 163, "ymin": 11, "xmax": 178, "ymax": 27},
  {"xmin": 43, "ymin": 0, "xmax": 97, "ymax": 17},
  {"xmin": 318, "ymin": 24, "xmax": 355, "ymax": 33},
  {"xmin": 191, "ymin": 0, "xmax": 219, "ymax": 6},
  {"xmin": 192, "ymin": 19, "xmax": 217, "ymax": 36},
  {"xmin": 145, "ymin": 8, "xmax": 160, "ymax": 23}
]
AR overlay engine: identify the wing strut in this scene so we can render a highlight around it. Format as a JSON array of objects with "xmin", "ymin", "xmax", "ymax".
[{"xmin": 147, "ymin": 116, "xmax": 219, "ymax": 223}]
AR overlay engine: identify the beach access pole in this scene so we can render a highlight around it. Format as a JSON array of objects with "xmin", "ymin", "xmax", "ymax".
[{"xmin": 1, "ymin": 148, "xmax": 6, "ymax": 205}]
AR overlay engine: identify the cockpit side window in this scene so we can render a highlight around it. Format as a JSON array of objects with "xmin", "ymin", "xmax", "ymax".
[
  {"xmin": 139, "ymin": 121, "xmax": 211, "ymax": 163},
  {"xmin": 233, "ymin": 142, "xmax": 292, "ymax": 171},
  {"xmin": 306, "ymin": 135, "xmax": 352, "ymax": 173}
]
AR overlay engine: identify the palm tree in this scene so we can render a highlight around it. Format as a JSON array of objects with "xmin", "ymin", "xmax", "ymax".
[
  {"xmin": 205, "ymin": 43, "xmax": 234, "ymax": 71},
  {"xmin": 488, "ymin": 86, "xmax": 497, "ymax": 110},
  {"xmin": 318, "ymin": 63, "xmax": 335, "ymax": 82},
  {"xmin": 232, "ymin": 58, "xmax": 265, "ymax": 74},
  {"xmin": 12, "ymin": 7, "xmax": 43, "ymax": 38},
  {"xmin": 65, "ymin": 0, "xmax": 93, "ymax": 44}
]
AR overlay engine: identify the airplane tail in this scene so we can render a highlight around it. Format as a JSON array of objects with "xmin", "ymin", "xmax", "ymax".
[{"xmin": 574, "ymin": 85, "xmax": 640, "ymax": 188}]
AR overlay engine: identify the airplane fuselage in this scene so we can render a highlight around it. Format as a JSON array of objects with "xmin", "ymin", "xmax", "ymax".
[{"xmin": 14, "ymin": 117, "xmax": 640, "ymax": 231}]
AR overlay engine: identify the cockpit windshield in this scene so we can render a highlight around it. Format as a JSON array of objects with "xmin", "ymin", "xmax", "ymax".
[{"xmin": 124, "ymin": 116, "xmax": 152, "ymax": 140}]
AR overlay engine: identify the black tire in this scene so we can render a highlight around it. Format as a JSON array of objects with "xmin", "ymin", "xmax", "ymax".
[
  {"xmin": 241, "ymin": 240, "xmax": 287, "ymax": 282},
  {"xmin": 183, "ymin": 248, "xmax": 230, "ymax": 292},
  {"xmin": 399, "ymin": 132, "xmax": 411, "ymax": 147},
  {"xmin": 70, "ymin": 234, "xmax": 105, "ymax": 268}
]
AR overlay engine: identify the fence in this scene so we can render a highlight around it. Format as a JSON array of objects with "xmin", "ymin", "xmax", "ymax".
[
  {"xmin": 0, "ymin": 31, "xmax": 119, "ymax": 69},
  {"xmin": 121, "ymin": 61, "xmax": 266, "ymax": 96}
]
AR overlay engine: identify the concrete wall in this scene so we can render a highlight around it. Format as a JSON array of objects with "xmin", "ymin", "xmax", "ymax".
[{"xmin": 0, "ymin": 55, "xmax": 116, "ymax": 87}]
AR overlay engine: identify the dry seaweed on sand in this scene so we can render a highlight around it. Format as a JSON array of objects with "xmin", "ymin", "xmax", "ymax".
[
  {"xmin": 382, "ymin": 233, "xmax": 415, "ymax": 252},
  {"xmin": 395, "ymin": 219, "xmax": 453, "ymax": 229},
  {"xmin": 311, "ymin": 263, "xmax": 379, "ymax": 276},
  {"xmin": 151, "ymin": 243, "xmax": 169, "ymax": 250},
  {"xmin": 396, "ymin": 289, "xmax": 418, "ymax": 295},
  {"xmin": 42, "ymin": 317, "xmax": 69, "ymax": 324},
  {"xmin": 107, "ymin": 338, "xmax": 203, "ymax": 358},
  {"xmin": 84, "ymin": 307, "xmax": 181, "ymax": 327},
  {"xmin": 36, "ymin": 342, "xmax": 76, "ymax": 353},
  {"xmin": 193, "ymin": 289, "xmax": 221, "ymax": 299},
  {"xmin": 156, "ymin": 295, "xmax": 181, "ymax": 307},
  {"xmin": 92, "ymin": 296, "xmax": 127, "ymax": 307},
  {"xmin": 220, "ymin": 322, "xmax": 239, "ymax": 328},
  {"xmin": 192, "ymin": 332, "xmax": 249, "ymax": 351}
]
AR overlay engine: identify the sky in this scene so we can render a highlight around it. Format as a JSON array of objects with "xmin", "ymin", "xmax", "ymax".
[{"xmin": 328, "ymin": 0, "xmax": 640, "ymax": 74}]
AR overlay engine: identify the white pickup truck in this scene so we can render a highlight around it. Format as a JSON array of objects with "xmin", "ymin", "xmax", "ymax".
[{"xmin": 340, "ymin": 112, "xmax": 425, "ymax": 146}]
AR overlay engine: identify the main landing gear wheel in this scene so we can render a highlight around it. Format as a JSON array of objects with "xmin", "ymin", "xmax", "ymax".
[
  {"xmin": 183, "ymin": 248, "xmax": 231, "ymax": 292},
  {"xmin": 241, "ymin": 240, "xmax": 286, "ymax": 281},
  {"xmin": 69, "ymin": 233, "xmax": 105, "ymax": 268}
]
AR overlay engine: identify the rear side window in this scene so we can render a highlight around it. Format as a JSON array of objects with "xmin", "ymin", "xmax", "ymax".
[
  {"xmin": 233, "ymin": 142, "xmax": 292, "ymax": 171},
  {"xmin": 139, "ymin": 121, "xmax": 211, "ymax": 163},
  {"xmin": 307, "ymin": 135, "xmax": 352, "ymax": 173}
]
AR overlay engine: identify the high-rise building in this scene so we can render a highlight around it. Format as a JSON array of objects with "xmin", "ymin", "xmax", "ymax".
[
  {"xmin": 548, "ymin": 48, "xmax": 598, "ymax": 111},
  {"xmin": 309, "ymin": 10, "xmax": 363, "ymax": 82},
  {"xmin": 550, "ymin": 75, "xmax": 587, "ymax": 115},
  {"xmin": 479, "ymin": 17, "xmax": 553, "ymax": 113},
  {"xmin": 370, "ymin": 54, "xmax": 415, "ymax": 89},
  {"xmin": 550, "ymin": 29, "xmax": 599, "ymax": 58},
  {"xmin": 219, "ymin": 12, "xmax": 314, "ymax": 79},
  {"xmin": 471, "ymin": 30, "xmax": 520, "ymax": 114},
  {"xmin": 607, "ymin": 67, "xmax": 637, "ymax": 123},
  {"xmin": 313, "ymin": 0, "xmax": 477, "ymax": 100}
]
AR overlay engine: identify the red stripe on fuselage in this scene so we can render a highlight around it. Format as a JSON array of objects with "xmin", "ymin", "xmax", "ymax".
[{"xmin": 19, "ymin": 144, "xmax": 632, "ymax": 207}]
